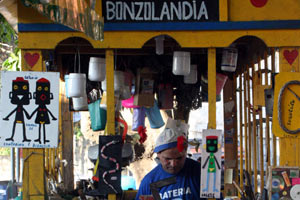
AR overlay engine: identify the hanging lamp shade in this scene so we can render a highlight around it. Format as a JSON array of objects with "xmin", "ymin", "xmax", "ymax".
[
  {"xmin": 172, "ymin": 51, "xmax": 191, "ymax": 75},
  {"xmin": 88, "ymin": 57, "xmax": 106, "ymax": 82}
]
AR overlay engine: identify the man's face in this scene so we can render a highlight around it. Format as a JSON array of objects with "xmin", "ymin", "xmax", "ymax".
[{"xmin": 157, "ymin": 147, "xmax": 187, "ymax": 174}]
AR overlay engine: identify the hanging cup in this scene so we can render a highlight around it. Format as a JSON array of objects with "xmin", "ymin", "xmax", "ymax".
[
  {"xmin": 172, "ymin": 51, "xmax": 191, "ymax": 75},
  {"xmin": 88, "ymin": 57, "xmax": 106, "ymax": 82},
  {"xmin": 68, "ymin": 73, "xmax": 86, "ymax": 98}
]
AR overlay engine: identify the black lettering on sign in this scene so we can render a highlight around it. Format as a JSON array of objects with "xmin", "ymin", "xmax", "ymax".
[{"xmin": 103, "ymin": 0, "xmax": 219, "ymax": 23}]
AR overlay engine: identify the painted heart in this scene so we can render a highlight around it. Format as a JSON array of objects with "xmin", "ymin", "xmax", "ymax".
[
  {"xmin": 24, "ymin": 53, "xmax": 40, "ymax": 68},
  {"xmin": 250, "ymin": 0, "xmax": 268, "ymax": 7},
  {"xmin": 283, "ymin": 50, "xmax": 298, "ymax": 65}
]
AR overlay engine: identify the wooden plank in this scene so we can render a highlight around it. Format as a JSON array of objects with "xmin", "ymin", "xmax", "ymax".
[
  {"xmin": 258, "ymin": 58, "xmax": 264, "ymax": 194},
  {"xmin": 246, "ymin": 66, "xmax": 252, "ymax": 174},
  {"xmin": 264, "ymin": 51, "xmax": 271, "ymax": 176},
  {"xmin": 243, "ymin": 71, "xmax": 249, "ymax": 173},
  {"xmin": 251, "ymin": 64, "xmax": 258, "ymax": 194},
  {"xmin": 238, "ymin": 74, "xmax": 244, "ymax": 191}
]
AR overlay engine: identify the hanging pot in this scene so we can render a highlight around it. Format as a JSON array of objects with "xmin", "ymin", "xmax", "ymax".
[
  {"xmin": 68, "ymin": 73, "xmax": 86, "ymax": 97},
  {"xmin": 172, "ymin": 51, "xmax": 191, "ymax": 75},
  {"xmin": 88, "ymin": 57, "xmax": 106, "ymax": 82}
]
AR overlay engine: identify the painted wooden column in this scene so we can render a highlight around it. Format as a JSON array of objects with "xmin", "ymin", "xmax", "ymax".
[
  {"xmin": 278, "ymin": 47, "xmax": 300, "ymax": 166},
  {"xmin": 105, "ymin": 49, "xmax": 115, "ymax": 135},
  {"xmin": 208, "ymin": 48, "xmax": 217, "ymax": 129},
  {"xmin": 21, "ymin": 49, "xmax": 45, "ymax": 200},
  {"xmin": 105, "ymin": 49, "xmax": 117, "ymax": 200}
]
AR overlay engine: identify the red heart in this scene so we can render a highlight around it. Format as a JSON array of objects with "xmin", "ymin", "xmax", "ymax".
[
  {"xmin": 24, "ymin": 53, "xmax": 40, "ymax": 68},
  {"xmin": 283, "ymin": 50, "xmax": 299, "ymax": 65},
  {"xmin": 250, "ymin": 0, "xmax": 268, "ymax": 7}
]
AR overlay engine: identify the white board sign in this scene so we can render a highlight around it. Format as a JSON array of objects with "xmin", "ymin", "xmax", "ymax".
[
  {"xmin": 200, "ymin": 129, "xmax": 222, "ymax": 199},
  {"xmin": 0, "ymin": 71, "xmax": 60, "ymax": 148}
]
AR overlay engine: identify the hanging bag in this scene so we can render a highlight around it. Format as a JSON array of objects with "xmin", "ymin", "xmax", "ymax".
[
  {"xmin": 144, "ymin": 100, "xmax": 165, "ymax": 129},
  {"xmin": 132, "ymin": 107, "xmax": 146, "ymax": 131},
  {"xmin": 88, "ymin": 99, "xmax": 107, "ymax": 131}
]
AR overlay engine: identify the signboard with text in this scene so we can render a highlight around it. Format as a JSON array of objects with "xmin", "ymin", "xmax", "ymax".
[
  {"xmin": 102, "ymin": 0, "xmax": 219, "ymax": 23},
  {"xmin": 0, "ymin": 71, "xmax": 60, "ymax": 148}
]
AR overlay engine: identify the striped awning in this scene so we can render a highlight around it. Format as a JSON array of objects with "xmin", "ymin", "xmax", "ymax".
[{"xmin": 21, "ymin": 0, "xmax": 104, "ymax": 41}]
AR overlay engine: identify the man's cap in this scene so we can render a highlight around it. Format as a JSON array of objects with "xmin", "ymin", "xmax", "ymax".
[{"xmin": 154, "ymin": 128, "xmax": 185, "ymax": 153}]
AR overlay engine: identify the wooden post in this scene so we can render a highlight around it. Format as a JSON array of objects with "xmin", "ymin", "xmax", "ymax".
[
  {"xmin": 278, "ymin": 47, "xmax": 300, "ymax": 166},
  {"xmin": 21, "ymin": 49, "xmax": 45, "ymax": 200},
  {"xmin": 105, "ymin": 49, "xmax": 116, "ymax": 200},
  {"xmin": 223, "ymin": 77, "xmax": 238, "ymax": 197},
  {"xmin": 208, "ymin": 48, "xmax": 216, "ymax": 129}
]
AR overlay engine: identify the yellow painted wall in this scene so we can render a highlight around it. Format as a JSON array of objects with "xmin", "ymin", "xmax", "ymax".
[
  {"xmin": 17, "ymin": 0, "xmax": 300, "ymax": 50},
  {"xmin": 229, "ymin": 0, "xmax": 300, "ymax": 21},
  {"xmin": 18, "ymin": 29, "xmax": 300, "ymax": 50}
]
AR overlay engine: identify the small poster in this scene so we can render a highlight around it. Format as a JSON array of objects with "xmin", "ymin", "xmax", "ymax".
[
  {"xmin": 0, "ymin": 71, "xmax": 59, "ymax": 148},
  {"xmin": 269, "ymin": 166, "xmax": 300, "ymax": 200},
  {"xmin": 200, "ymin": 129, "xmax": 222, "ymax": 199}
]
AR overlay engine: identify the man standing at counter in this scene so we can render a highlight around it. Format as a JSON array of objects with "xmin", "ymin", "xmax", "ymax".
[{"xmin": 136, "ymin": 124, "xmax": 222, "ymax": 200}]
